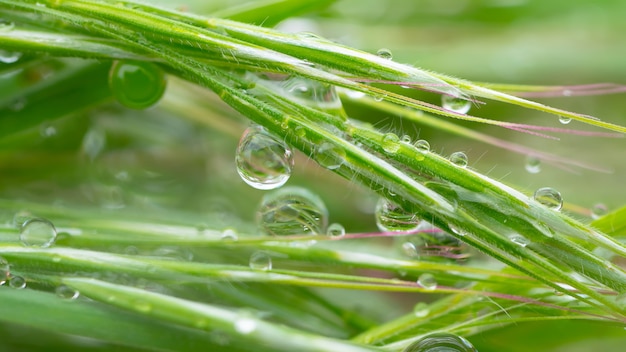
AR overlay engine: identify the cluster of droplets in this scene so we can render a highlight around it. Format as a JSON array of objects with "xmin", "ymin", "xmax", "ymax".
[
  {"xmin": 403, "ymin": 332, "xmax": 477, "ymax": 352},
  {"xmin": 236, "ymin": 125, "xmax": 294, "ymax": 190},
  {"xmin": 256, "ymin": 186, "xmax": 328, "ymax": 236},
  {"xmin": 108, "ymin": 60, "xmax": 167, "ymax": 110}
]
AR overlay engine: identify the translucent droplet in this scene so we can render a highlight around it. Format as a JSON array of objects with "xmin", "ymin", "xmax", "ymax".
[
  {"xmin": 133, "ymin": 299, "xmax": 152, "ymax": 313},
  {"xmin": 249, "ymin": 251, "xmax": 272, "ymax": 271},
  {"xmin": 417, "ymin": 273, "xmax": 437, "ymax": 290},
  {"xmin": 8, "ymin": 275, "xmax": 26, "ymax": 289},
  {"xmin": 0, "ymin": 257, "xmax": 10, "ymax": 285},
  {"xmin": 400, "ymin": 222, "xmax": 469, "ymax": 262},
  {"xmin": 413, "ymin": 302, "xmax": 430, "ymax": 318},
  {"xmin": 282, "ymin": 77, "xmax": 343, "ymax": 111},
  {"xmin": 401, "ymin": 241, "xmax": 419, "ymax": 257},
  {"xmin": 220, "ymin": 228, "xmax": 238, "ymax": 241},
  {"xmin": 20, "ymin": 218, "xmax": 57, "ymax": 248},
  {"xmin": 375, "ymin": 198, "xmax": 420, "ymax": 233},
  {"xmin": 8, "ymin": 97, "xmax": 26, "ymax": 111},
  {"xmin": 401, "ymin": 135, "xmax": 411, "ymax": 144},
  {"xmin": 56, "ymin": 285, "xmax": 80, "ymax": 300},
  {"xmin": 525, "ymin": 156, "xmax": 541, "ymax": 174},
  {"xmin": 108, "ymin": 60, "xmax": 167, "ymax": 109},
  {"xmin": 234, "ymin": 313, "xmax": 257, "ymax": 335},
  {"xmin": 40, "ymin": 123, "xmax": 57, "ymax": 138},
  {"xmin": 0, "ymin": 50, "xmax": 22, "ymax": 64},
  {"xmin": 12, "ymin": 210, "xmax": 32, "ymax": 228},
  {"xmin": 81, "ymin": 129, "xmax": 106, "ymax": 161},
  {"xmin": 373, "ymin": 94, "xmax": 385, "ymax": 102},
  {"xmin": 591, "ymin": 203, "xmax": 608, "ymax": 220},
  {"xmin": 326, "ymin": 223, "xmax": 345, "ymax": 237},
  {"xmin": 441, "ymin": 95, "xmax": 471, "ymax": 114},
  {"xmin": 236, "ymin": 126, "xmax": 294, "ymax": 190},
  {"xmin": 376, "ymin": 48, "xmax": 393, "ymax": 60},
  {"xmin": 509, "ymin": 234, "xmax": 529, "ymax": 247},
  {"xmin": 257, "ymin": 187, "xmax": 328, "ymax": 236},
  {"xmin": 315, "ymin": 142, "xmax": 345, "ymax": 170},
  {"xmin": 0, "ymin": 20, "xmax": 15, "ymax": 31},
  {"xmin": 382, "ymin": 133, "xmax": 401, "ymax": 153},
  {"xmin": 533, "ymin": 187, "xmax": 563, "ymax": 211},
  {"xmin": 448, "ymin": 223, "xmax": 466, "ymax": 236},
  {"xmin": 559, "ymin": 116, "xmax": 572, "ymax": 125},
  {"xmin": 403, "ymin": 332, "xmax": 476, "ymax": 352},
  {"xmin": 449, "ymin": 151, "xmax": 468, "ymax": 167},
  {"xmin": 414, "ymin": 139, "xmax": 430, "ymax": 153}
]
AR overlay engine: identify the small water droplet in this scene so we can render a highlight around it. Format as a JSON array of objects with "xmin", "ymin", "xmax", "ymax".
[
  {"xmin": 373, "ymin": 94, "xmax": 385, "ymax": 102},
  {"xmin": 382, "ymin": 133, "xmax": 401, "ymax": 153},
  {"xmin": 403, "ymin": 332, "xmax": 477, "ymax": 352},
  {"xmin": 525, "ymin": 156, "xmax": 541, "ymax": 174},
  {"xmin": 249, "ymin": 251, "xmax": 272, "ymax": 271},
  {"xmin": 401, "ymin": 241, "xmax": 419, "ymax": 257},
  {"xmin": 413, "ymin": 139, "xmax": 430, "ymax": 153},
  {"xmin": 8, "ymin": 97, "xmax": 26, "ymax": 111},
  {"xmin": 12, "ymin": 210, "xmax": 33, "ymax": 228},
  {"xmin": 134, "ymin": 299, "xmax": 152, "ymax": 313},
  {"xmin": 9, "ymin": 275, "xmax": 26, "ymax": 289},
  {"xmin": 0, "ymin": 19, "xmax": 15, "ymax": 32},
  {"xmin": 220, "ymin": 228, "xmax": 238, "ymax": 241},
  {"xmin": 509, "ymin": 234, "xmax": 529, "ymax": 247},
  {"xmin": 449, "ymin": 151, "xmax": 468, "ymax": 167},
  {"xmin": 81, "ymin": 129, "xmax": 106, "ymax": 161},
  {"xmin": 401, "ymin": 135, "xmax": 411, "ymax": 144},
  {"xmin": 257, "ymin": 187, "xmax": 328, "ymax": 236},
  {"xmin": 0, "ymin": 257, "xmax": 9, "ymax": 285},
  {"xmin": 234, "ymin": 312, "xmax": 257, "ymax": 335},
  {"xmin": 413, "ymin": 302, "xmax": 430, "ymax": 318},
  {"xmin": 345, "ymin": 89, "xmax": 366, "ymax": 99},
  {"xmin": 416, "ymin": 273, "xmax": 437, "ymax": 290},
  {"xmin": 442, "ymin": 95, "xmax": 471, "ymax": 114},
  {"xmin": 40, "ymin": 123, "xmax": 57, "ymax": 138},
  {"xmin": 533, "ymin": 187, "xmax": 563, "ymax": 211},
  {"xmin": 326, "ymin": 223, "xmax": 346, "ymax": 237},
  {"xmin": 375, "ymin": 198, "xmax": 420, "ymax": 233},
  {"xmin": 0, "ymin": 50, "xmax": 22, "ymax": 64},
  {"xmin": 108, "ymin": 60, "xmax": 167, "ymax": 109},
  {"xmin": 56, "ymin": 285, "xmax": 80, "ymax": 300},
  {"xmin": 591, "ymin": 203, "xmax": 608, "ymax": 220},
  {"xmin": 376, "ymin": 48, "xmax": 393, "ymax": 60},
  {"xmin": 559, "ymin": 116, "xmax": 572, "ymax": 125},
  {"xmin": 448, "ymin": 223, "xmax": 466, "ymax": 236},
  {"xmin": 236, "ymin": 126, "xmax": 294, "ymax": 190},
  {"xmin": 315, "ymin": 142, "xmax": 346, "ymax": 170},
  {"xmin": 20, "ymin": 218, "xmax": 57, "ymax": 248},
  {"xmin": 282, "ymin": 77, "xmax": 343, "ymax": 111}
]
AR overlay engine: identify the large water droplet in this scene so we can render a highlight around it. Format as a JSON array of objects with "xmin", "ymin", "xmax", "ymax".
[
  {"xmin": 20, "ymin": 218, "xmax": 57, "ymax": 248},
  {"xmin": 375, "ymin": 198, "xmax": 420, "ymax": 233},
  {"xmin": 449, "ymin": 151, "xmax": 468, "ymax": 167},
  {"xmin": 109, "ymin": 60, "xmax": 167, "ymax": 109},
  {"xmin": 315, "ymin": 142, "xmax": 345, "ymax": 170},
  {"xmin": 56, "ymin": 285, "xmax": 80, "ymax": 300},
  {"xmin": 236, "ymin": 126, "xmax": 294, "ymax": 190},
  {"xmin": 533, "ymin": 187, "xmax": 563, "ymax": 211},
  {"xmin": 9, "ymin": 275, "xmax": 26, "ymax": 289},
  {"xmin": 249, "ymin": 251, "xmax": 272, "ymax": 271},
  {"xmin": 525, "ymin": 156, "xmax": 541, "ymax": 174},
  {"xmin": 326, "ymin": 223, "xmax": 346, "ymax": 237},
  {"xmin": 0, "ymin": 50, "xmax": 22, "ymax": 64},
  {"xmin": 559, "ymin": 116, "xmax": 572, "ymax": 125},
  {"xmin": 417, "ymin": 273, "xmax": 437, "ymax": 290},
  {"xmin": 591, "ymin": 203, "xmax": 608, "ymax": 220},
  {"xmin": 376, "ymin": 48, "xmax": 393, "ymax": 60},
  {"xmin": 441, "ymin": 95, "xmax": 471, "ymax": 114},
  {"xmin": 403, "ymin": 332, "xmax": 477, "ymax": 352},
  {"xmin": 257, "ymin": 187, "xmax": 328, "ymax": 236},
  {"xmin": 414, "ymin": 139, "xmax": 430, "ymax": 153},
  {"xmin": 382, "ymin": 133, "xmax": 401, "ymax": 153}
]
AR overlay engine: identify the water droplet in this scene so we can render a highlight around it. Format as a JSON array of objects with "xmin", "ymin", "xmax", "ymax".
[
  {"xmin": 257, "ymin": 187, "xmax": 328, "ymax": 236},
  {"xmin": 448, "ymin": 223, "xmax": 466, "ymax": 236},
  {"xmin": 0, "ymin": 257, "xmax": 10, "ymax": 285},
  {"xmin": 236, "ymin": 126, "xmax": 294, "ymax": 190},
  {"xmin": 416, "ymin": 273, "xmax": 437, "ymax": 290},
  {"xmin": 591, "ymin": 203, "xmax": 608, "ymax": 220},
  {"xmin": 326, "ymin": 223, "xmax": 345, "ymax": 237},
  {"xmin": 8, "ymin": 275, "xmax": 26, "ymax": 289},
  {"xmin": 401, "ymin": 135, "xmax": 411, "ymax": 144},
  {"xmin": 441, "ymin": 95, "xmax": 471, "ymax": 114},
  {"xmin": 12, "ymin": 210, "xmax": 32, "ymax": 228},
  {"xmin": 249, "ymin": 251, "xmax": 272, "ymax": 271},
  {"xmin": 376, "ymin": 48, "xmax": 393, "ymax": 60},
  {"xmin": 0, "ymin": 50, "xmax": 22, "ymax": 64},
  {"xmin": 401, "ymin": 241, "xmax": 419, "ymax": 257},
  {"xmin": 81, "ymin": 129, "xmax": 107, "ymax": 161},
  {"xmin": 0, "ymin": 19, "xmax": 15, "ymax": 31},
  {"xmin": 403, "ymin": 332, "xmax": 476, "ymax": 352},
  {"xmin": 449, "ymin": 151, "xmax": 468, "ymax": 167},
  {"xmin": 220, "ymin": 228, "xmax": 238, "ymax": 241},
  {"xmin": 8, "ymin": 97, "xmax": 26, "ymax": 112},
  {"xmin": 134, "ymin": 299, "xmax": 152, "ymax": 313},
  {"xmin": 108, "ymin": 60, "xmax": 167, "ymax": 109},
  {"xmin": 382, "ymin": 133, "xmax": 401, "ymax": 153},
  {"xmin": 40, "ymin": 123, "xmax": 57, "ymax": 138},
  {"xmin": 525, "ymin": 156, "xmax": 541, "ymax": 174},
  {"xmin": 533, "ymin": 187, "xmax": 563, "ymax": 211},
  {"xmin": 315, "ymin": 142, "xmax": 346, "ymax": 170},
  {"xmin": 413, "ymin": 302, "xmax": 430, "ymax": 318},
  {"xmin": 20, "ymin": 218, "xmax": 57, "ymax": 248},
  {"xmin": 234, "ymin": 312, "xmax": 257, "ymax": 334},
  {"xmin": 375, "ymin": 198, "xmax": 420, "ymax": 233},
  {"xmin": 509, "ymin": 234, "xmax": 529, "ymax": 247},
  {"xmin": 559, "ymin": 116, "xmax": 572, "ymax": 125},
  {"xmin": 282, "ymin": 77, "xmax": 343, "ymax": 111},
  {"xmin": 373, "ymin": 94, "xmax": 385, "ymax": 102},
  {"xmin": 56, "ymin": 285, "xmax": 80, "ymax": 300},
  {"xmin": 414, "ymin": 139, "xmax": 430, "ymax": 153},
  {"xmin": 345, "ymin": 89, "xmax": 366, "ymax": 99}
]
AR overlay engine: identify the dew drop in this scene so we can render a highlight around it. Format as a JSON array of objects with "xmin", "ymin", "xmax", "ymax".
[
  {"xmin": 509, "ymin": 234, "xmax": 529, "ymax": 247},
  {"xmin": 315, "ymin": 142, "xmax": 346, "ymax": 170},
  {"xmin": 134, "ymin": 299, "xmax": 152, "ymax": 313},
  {"xmin": 375, "ymin": 198, "xmax": 420, "ymax": 233},
  {"xmin": 236, "ymin": 126, "xmax": 294, "ymax": 190},
  {"xmin": 0, "ymin": 257, "xmax": 10, "ymax": 285},
  {"xmin": 108, "ymin": 60, "xmax": 167, "ymax": 109},
  {"xmin": 249, "ymin": 251, "xmax": 272, "ymax": 271},
  {"xmin": 401, "ymin": 135, "xmax": 412, "ymax": 144},
  {"xmin": 376, "ymin": 48, "xmax": 393, "ymax": 60},
  {"xmin": 20, "ymin": 218, "xmax": 57, "ymax": 248},
  {"xmin": 56, "ymin": 285, "xmax": 80, "ymax": 300},
  {"xmin": 81, "ymin": 128, "xmax": 107, "ymax": 161},
  {"xmin": 414, "ymin": 139, "xmax": 430, "ymax": 153},
  {"xmin": 533, "ymin": 187, "xmax": 563, "ymax": 211},
  {"xmin": 403, "ymin": 332, "xmax": 477, "ymax": 352},
  {"xmin": 373, "ymin": 94, "xmax": 385, "ymax": 102},
  {"xmin": 449, "ymin": 151, "xmax": 468, "ymax": 167},
  {"xmin": 559, "ymin": 116, "xmax": 572, "ymax": 125},
  {"xmin": 0, "ymin": 19, "xmax": 15, "ymax": 31},
  {"xmin": 282, "ymin": 77, "xmax": 343, "ymax": 111},
  {"xmin": 0, "ymin": 50, "xmax": 22, "ymax": 64},
  {"xmin": 382, "ymin": 133, "xmax": 401, "ymax": 153},
  {"xmin": 441, "ymin": 95, "xmax": 471, "ymax": 114},
  {"xmin": 448, "ymin": 223, "xmax": 466, "ymax": 237},
  {"xmin": 413, "ymin": 302, "xmax": 430, "ymax": 318},
  {"xmin": 525, "ymin": 155, "xmax": 541, "ymax": 174},
  {"xmin": 40, "ymin": 123, "xmax": 57, "ymax": 138},
  {"xmin": 401, "ymin": 241, "xmax": 419, "ymax": 257},
  {"xmin": 234, "ymin": 312, "xmax": 257, "ymax": 335},
  {"xmin": 591, "ymin": 203, "xmax": 608, "ymax": 220},
  {"xmin": 220, "ymin": 228, "xmax": 238, "ymax": 241},
  {"xmin": 416, "ymin": 273, "xmax": 437, "ymax": 290},
  {"xmin": 12, "ymin": 210, "xmax": 33, "ymax": 228},
  {"xmin": 256, "ymin": 186, "xmax": 328, "ymax": 236},
  {"xmin": 326, "ymin": 223, "xmax": 346, "ymax": 237},
  {"xmin": 9, "ymin": 275, "xmax": 26, "ymax": 289}
]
